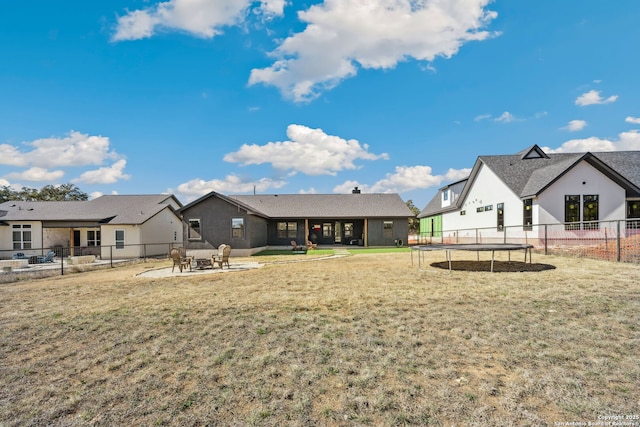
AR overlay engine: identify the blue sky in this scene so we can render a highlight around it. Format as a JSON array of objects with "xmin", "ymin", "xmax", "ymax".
[{"xmin": 1, "ymin": 1, "xmax": 639, "ymax": 209}]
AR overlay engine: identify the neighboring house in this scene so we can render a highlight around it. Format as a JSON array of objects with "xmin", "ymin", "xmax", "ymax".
[
  {"xmin": 0, "ymin": 195, "xmax": 183, "ymax": 259},
  {"xmin": 418, "ymin": 145, "xmax": 640, "ymax": 239},
  {"xmin": 178, "ymin": 189, "xmax": 414, "ymax": 255}
]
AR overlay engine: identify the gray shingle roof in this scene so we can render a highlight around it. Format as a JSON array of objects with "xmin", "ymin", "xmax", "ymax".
[
  {"xmin": 0, "ymin": 195, "xmax": 180, "ymax": 224},
  {"xmin": 229, "ymin": 193, "xmax": 414, "ymax": 218},
  {"xmin": 419, "ymin": 146, "xmax": 640, "ymax": 218}
]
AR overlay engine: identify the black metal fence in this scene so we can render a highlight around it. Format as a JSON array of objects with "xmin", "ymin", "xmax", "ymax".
[
  {"xmin": 415, "ymin": 220, "xmax": 640, "ymax": 264},
  {"xmin": 0, "ymin": 242, "xmax": 183, "ymax": 281}
]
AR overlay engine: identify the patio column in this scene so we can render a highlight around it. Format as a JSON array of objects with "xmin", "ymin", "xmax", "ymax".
[
  {"xmin": 364, "ymin": 218, "xmax": 368, "ymax": 247},
  {"xmin": 304, "ymin": 218, "xmax": 309, "ymax": 244},
  {"xmin": 69, "ymin": 228, "xmax": 75, "ymax": 256}
]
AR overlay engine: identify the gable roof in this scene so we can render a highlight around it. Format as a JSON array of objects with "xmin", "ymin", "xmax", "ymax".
[
  {"xmin": 181, "ymin": 192, "xmax": 414, "ymax": 219},
  {"xmin": 0, "ymin": 194, "xmax": 181, "ymax": 225},
  {"xmin": 229, "ymin": 193, "xmax": 414, "ymax": 218},
  {"xmin": 419, "ymin": 145, "xmax": 640, "ymax": 218}
]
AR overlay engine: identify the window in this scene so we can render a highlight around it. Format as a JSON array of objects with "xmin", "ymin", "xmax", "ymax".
[
  {"xmin": 12, "ymin": 224, "xmax": 32, "ymax": 250},
  {"xmin": 583, "ymin": 195, "xmax": 599, "ymax": 230},
  {"xmin": 344, "ymin": 223, "xmax": 353, "ymax": 239},
  {"xmin": 523, "ymin": 199, "xmax": 533, "ymax": 231},
  {"xmin": 115, "ymin": 230, "xmax": 125, "ymax": 249},
  {"xmin": 322, "ymin": 223, "xmax": 332, "ymax": 238},
  {"xmin": 460, "ymin": 210, "xmax": 466, "ymax": 216},
  {"xmin": 188, "ymin": 219, "xmax": 202, "ymax": 240},
  {"xmin": 443, "ymin": 190, "xmax": 449, "ymax": 201},
  {"xmin": 277, "ymin": 221, "xmax": 297, "ymax": 239},
  {"xmin": 87, "ymin": 230, "xmax": 101, "ymax": 246},
  {"xmin": 485, "ymin": 205, "xmax": 493, "ymax": 211},
  {"xmin": 628, "ymin": 201, "xmax": 640, "ymax": 230},
  {"xmin": 497, "ymin": 203, "xmax": 504, "ymax": 231},
  {"xmin": 476, "ymin": 207, "xmax": 484, "ymax": 213},
  {"xmin": 232, "ymin": 218, "xmax": 245, "ymax": 239},
  {"xmin": 383, "ymin": 221, "xmax": 393, "ymax": 239},
  {"xmin": 565, "ymin": 195, "xmax": 580, "ymax": 230}
]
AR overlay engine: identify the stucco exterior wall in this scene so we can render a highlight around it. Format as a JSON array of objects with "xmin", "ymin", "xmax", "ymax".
[
  {"xmin": 537, "ymin": 161, "xmax": 626, "ymax": 224},
  {"xmin": 139, "ymin": 208, "xmax": 183, "ymax": 256},
  {"xmin": 0, "ymin": 221, "xmax": 43, "ymax": 257},
  {"xmin": 100, "ymin": 224, "xmax": 142, "ymax": 258}
]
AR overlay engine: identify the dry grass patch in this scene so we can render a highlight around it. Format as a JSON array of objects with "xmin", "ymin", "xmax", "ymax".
[{"xmin": 1, "ymin": 252, "xmax": 639, "ymax": 426}]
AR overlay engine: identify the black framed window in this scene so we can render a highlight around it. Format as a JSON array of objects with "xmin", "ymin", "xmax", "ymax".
[
  {"xmin": 565, "ymin": 195, "xmax": 580, "ymax": 230},
  {"xmin": 523, "ymin": 199, "xmax": 533, "ymax": 230},
  {"xmin": 383, "ymin": 221, "xmax": 393, "ymax": 238},
  {"xmin": 497, "ymin": 203, "xmax": 504, "ymax": 231},
  {"xmin": 628, "ymin": 201, "xmax": 640, "ymax": 229},
  {"xmin": 277, "ymin": 222, "xmax": 297, "ymax": 239},
  {"xmin": 583, "ymin": 195, "xmax": 599, "ymax": 230}
]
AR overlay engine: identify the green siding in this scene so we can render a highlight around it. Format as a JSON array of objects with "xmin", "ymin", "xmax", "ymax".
[{"xmin": 419, "ymin": 215, "xmax": 442, "ymax": 238}]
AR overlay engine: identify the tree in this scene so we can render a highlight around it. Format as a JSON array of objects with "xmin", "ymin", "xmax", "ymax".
[
  {"xmin": 406, "ymin": 199, "xmax": 421, "ymax": 233},
  {"xmin": 0, "ymin": 183, "xmax": 89, "ymax": 203}
]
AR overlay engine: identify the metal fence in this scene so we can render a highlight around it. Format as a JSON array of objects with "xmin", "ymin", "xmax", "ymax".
[
  {"xmin": 415, "ymin": 220, "xmax": 640, "ymax": 264},
  {"xmin": 0, "ymin": 242, "xmax": 183, "ymax": 281}
]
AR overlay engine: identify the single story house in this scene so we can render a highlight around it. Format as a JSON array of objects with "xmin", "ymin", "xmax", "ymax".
[
  {"xmin": 0, "ymin": 195, "xmax": 183, "ymax": 259},
  {"xmin": 418, "ymin": 145, "xmax": 640, "ymax": 240},
  {"xmin": 178, "ymin": 189, "xmax": 414, "ymax": 256}
]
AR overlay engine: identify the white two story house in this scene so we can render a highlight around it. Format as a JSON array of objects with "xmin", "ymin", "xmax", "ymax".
[{"xmin": 418, "ymin": 145, "xmax": 640, "ymax": 242}]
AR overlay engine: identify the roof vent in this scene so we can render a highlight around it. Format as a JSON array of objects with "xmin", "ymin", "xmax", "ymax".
[{"xmin": 352, "ymin": 187, "xmax": 361, "ymax": 194}]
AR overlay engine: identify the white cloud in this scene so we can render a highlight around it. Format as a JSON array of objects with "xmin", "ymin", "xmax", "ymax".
[
  {"xmin": 112, "ymin": 0, "xmax": 284, "ymax": 41},
  {"xmin": 0, "ymin": 178, "xmax": 10, "ymax": 187},
  {"xmin": 544, "ymin": 130, "xmax": 640, "ymax": 153},
  {"xmin": 495, "ymin": 112, "xmax": 516, "ymax": 123},
  {"xmin": 1, "ymin": 131, "xmax": 128, "ymax": 186},
  {"xmin": 249, "ymin": 0, "xmax": 499, "ymax": 102},
  {"xmin": 334, "ymin": 165, "xmax": 471, "ymax": 194},
  {"xmin": 173, "ymin": 174, "xmax": 287, "ymax": 202},
  {"xmin": 18, "ymin": 131, "xmax": 119, "ymax": 168},
  {"xmin": 625, "ymin": 116, "xmax": 640, "ymax": 124},
  {"xmin": 224, "ymin": 124, "xmax": 389, "ymax": 175},
  {"xmin": 575, "ymin": 89, "xmax": 618, "ymax": 106},
  {"xmin": 5, "ymin": 167, "xmax": 65, "ymax": 182},
  {"xmin": 72, "ymin": 160, "xmax": 130, "ymax": 185},
  {"xmin": 563, "ymin": 120, "xmax": 587, "ymax": 132},
  {"xmin": 474, "ymin": 114, "xmax": 491, "ymax": 122}
]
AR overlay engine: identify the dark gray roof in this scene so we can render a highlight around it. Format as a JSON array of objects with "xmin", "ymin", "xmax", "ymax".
[
  {"xmin": 419, "ymin": 146, "xmax": 640, "ymax": 218},
  {"xmin": 229, "ymin": 193, "xmax": 414, "ymax": 218},
  {"xmin": 0, "ymin": 194, "xmax": 180, "ymax": 225}
]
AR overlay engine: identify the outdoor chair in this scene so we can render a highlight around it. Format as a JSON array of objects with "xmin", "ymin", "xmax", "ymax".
[
  {"xmin": 12, "ymin": 252, "xmax": 27, "ymax": 260},
  {"xmin": 212, "ymin": 244, "xmax": 231, "ymax": 269},
  {"xmin": 36, "ymin": 251, "xmax": 55, "ymax": 263},
  {"xmin": 306, "ymin": 240, "xmax": 318, "ymax": 250},
  {"xmin": 291, "ymin": 241, "xmax": 307, "ymax": 252},
  {"xmin": 169, "ymin": 247, "xmax": 191, "ymax": 272}
]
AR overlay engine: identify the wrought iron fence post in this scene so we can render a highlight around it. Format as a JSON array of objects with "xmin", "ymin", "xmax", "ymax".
[{"xmin": 617, "ymin": 220, "xmax": 621, "ymax": 262}]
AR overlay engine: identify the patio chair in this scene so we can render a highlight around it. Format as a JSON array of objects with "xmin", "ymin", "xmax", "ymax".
[
  {"xmin": 12, "ymin": 252, "xmax": 27, "ymax": 260},
  {"xmin": 306, "ymin": 240, "xmax": 318, "ymax": 250},
  {"xmin": 212, "ymin": 244, "xmax": 231, "ymax": 269},
  {"xmin": 36, "ymin": 251, "xmax": 56, "ymax": 263},
  {"xmin": 291, "ymin": 240, "xmax": 307, "ymax": 252},
  {"xmin": 169, "ymin": 247, "xmax": 191, "ymax": 272}
]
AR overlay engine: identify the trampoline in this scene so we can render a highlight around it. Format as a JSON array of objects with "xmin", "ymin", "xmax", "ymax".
[{"xmin": 411, "ymin": 243, "xmax": 534, "ymax": 272}]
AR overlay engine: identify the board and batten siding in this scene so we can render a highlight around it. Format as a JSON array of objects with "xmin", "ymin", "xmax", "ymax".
[{"xmin": 442, "ymin": 164, "xmax": 523, "ymax": 233}]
